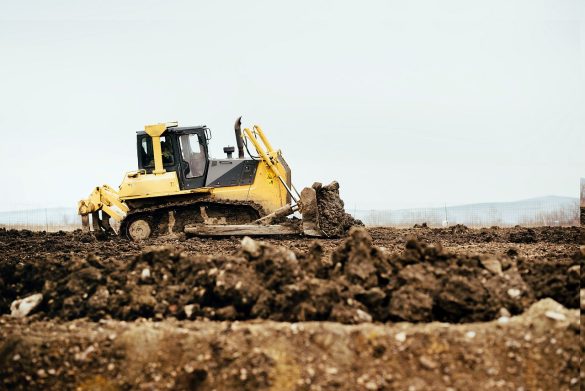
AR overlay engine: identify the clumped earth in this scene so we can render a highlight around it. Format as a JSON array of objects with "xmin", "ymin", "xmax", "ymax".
[
  {"xmin": 313, "ymin": 181, "xmax": 363, "ymax": 237},
  {"xmin": 2, "ymin": 227, "xmax": 577, "ymax": 324},
  {"xmin": 0, "ymin": 225, "xmax": 582, "ymax": 390}
]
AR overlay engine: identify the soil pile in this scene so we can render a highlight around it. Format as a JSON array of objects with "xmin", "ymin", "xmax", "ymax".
[
  {"xmin": 509, "ymin": 228, "xmax": 537, "ymax": 243},
  {"xmin": 517, "ymin": 247, "xmax": 583, "ymax": 309},
  {"xmin": 1, "ymin": 228, "xmax": 555, "ymax": 324},
  {"xmin": 313, "ymin": 181, "xmax": 363, "ymax": 237},
  {"xmin": 328, "ymin": 228, "xmax": 535, "ymax": 323},
  {"xmin": 0, "ymin": 226, "xmax": 581, "ymax": 390},
  {"xmin": 0, "ymin": 299, "xmax": 579, "ymax": 391}
]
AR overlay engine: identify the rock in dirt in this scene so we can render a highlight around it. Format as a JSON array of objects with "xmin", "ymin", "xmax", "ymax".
[
  {"xmin": 479, "ymin": 257, "xmax": 502, "ymax": 275},
  {"xmin": 10, "ymin": 293, "xmax": 43, "ymax": 317}
]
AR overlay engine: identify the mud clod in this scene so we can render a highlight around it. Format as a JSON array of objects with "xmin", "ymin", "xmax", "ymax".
[
  {"xmin": 313, "ymin": 181, "xmax": 363, "ymax": 237},
  {"xmin": 509, "ymin": 228, "xmax": 537, "ymax": 243}
]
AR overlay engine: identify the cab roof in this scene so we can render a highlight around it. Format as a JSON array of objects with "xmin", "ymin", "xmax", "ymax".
[{"xmin": 136, "ymin": 125, "xmax": 208, "ymax": 136}]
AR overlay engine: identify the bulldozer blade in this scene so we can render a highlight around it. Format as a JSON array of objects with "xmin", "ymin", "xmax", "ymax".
[
  {"xmin": 299, "ymin": 187, "xmax": 324, "ymax": 237},
  {"xmin": 184, "ymin": 224, "xmax": 300, "ymax": 236}
]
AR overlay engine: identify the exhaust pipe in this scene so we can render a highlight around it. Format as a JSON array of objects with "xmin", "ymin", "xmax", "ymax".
[{"xmin": 234, "ymin": 116, "xmax": 245, "ymax": 159}]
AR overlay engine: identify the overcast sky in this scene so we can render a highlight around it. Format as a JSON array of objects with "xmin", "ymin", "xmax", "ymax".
[{"xmin": 0, "ymin": 0, "xmax": 583, "ymax": 212}]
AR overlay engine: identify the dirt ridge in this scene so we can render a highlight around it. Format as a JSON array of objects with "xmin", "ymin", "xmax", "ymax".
[{"xmin": 1, "ymin": 227, "xmax": 580, "ymax": 323}]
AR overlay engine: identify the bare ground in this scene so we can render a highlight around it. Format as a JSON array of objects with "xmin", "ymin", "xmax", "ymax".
[
  {"xmin": 0, "ymin": 226, "xmax": 582, "ymax": 390},
  {"xmin": 0, "ymin": 300, "xmax": 580, "ymax": 390}
]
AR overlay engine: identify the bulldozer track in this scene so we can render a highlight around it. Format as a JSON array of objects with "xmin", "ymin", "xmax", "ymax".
[{"xmin": 119, "ymin": 196, "xmax": 267, "ymax": 240}]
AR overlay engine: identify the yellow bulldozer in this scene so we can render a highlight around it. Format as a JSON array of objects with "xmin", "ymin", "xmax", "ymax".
[{"xmin": 78, "ymin": 118, "xmax": 324, "ymax": 240}]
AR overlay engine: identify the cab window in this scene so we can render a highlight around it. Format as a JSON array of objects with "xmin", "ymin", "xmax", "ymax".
[
  {"xmin": 140, "ymin": 136, "xmax": 174, "ymax": 167},
  {"xmin": 160, "ymin": 137, "xmax": 174, "ymax": 165},
  {"xmin": 179, "ymin": 134, "xmax": 206, "ymax": 178}
]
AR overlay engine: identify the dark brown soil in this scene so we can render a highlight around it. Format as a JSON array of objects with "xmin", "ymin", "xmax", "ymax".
[
  {"xmin": 0, "ymin": 225, "xmax": 581, "ymax": 390},
  {"xmin": 313, "ymin": 181, "xmax": 363, "ymax": 237},
  {"xmin": 518, "ymin": 254, "xmax": 582, "ymax": 309},
  {"xmin": 0, "ymin": 225, "xmax": 579, "ymax": 263},
  {"xmin": 0, "ymin": 300, "xmax": 580, "ymax": 391},
  {"xmin": 0, "ymin": 227, "xmax": 580, "ymax": 324}
]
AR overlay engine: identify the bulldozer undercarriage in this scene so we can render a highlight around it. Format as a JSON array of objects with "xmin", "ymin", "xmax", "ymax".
[
  {"xmin": 83, "ymin": 179, "xmax": 326, "ymax": 241},
  {"xmin": 86, "ymin": 193, "xmax": 323, "ymax": 241},
  {"xmin": 117, "ymin": 198, "xmax": 267, "ymax": 241}
]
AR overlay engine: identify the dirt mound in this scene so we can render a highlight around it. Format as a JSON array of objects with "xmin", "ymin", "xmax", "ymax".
[
  {"xmin": 449, "ymin": 224, "xmax": 468, "ymax": 234},
  {"xmin": 1, "ymin": 228, "xmax": 555, "ymax": 324},
  {"xmin": 509, "ymin": 228, "xmax": 537, "ymax": 243},
  {"xmin": 313, "ymin": 181, "xmax": 363, "ymax": 237},
  {"xmin": 0, "ymin": 226, "xmax": 581, "ymax": 390},
  {"xmin": 0, "ymin": 299, "xmax": 579, "ymax": 391},
  {"xmin": 518, "ymin": 248, "xmax": 583, "ymax": 309}
]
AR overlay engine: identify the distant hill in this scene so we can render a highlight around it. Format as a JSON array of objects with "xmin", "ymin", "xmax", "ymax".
[{"xmin": 354, "ymin": 196, "xmax": 579, "ymax": 227}]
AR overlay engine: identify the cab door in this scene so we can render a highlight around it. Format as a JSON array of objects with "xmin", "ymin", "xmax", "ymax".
[{"xmin": 176, "ymin": 131, "xmax": 208, "ymax": 190}]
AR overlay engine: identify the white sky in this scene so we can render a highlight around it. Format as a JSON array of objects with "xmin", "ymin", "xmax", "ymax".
[{"xmin": 0, "ymin": 0, "xmax": 583, "ymax": 211}]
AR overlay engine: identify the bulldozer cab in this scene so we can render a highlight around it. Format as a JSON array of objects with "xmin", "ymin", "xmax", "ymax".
[{"xmin": 137, "ymin": 126, "xmax": 210, "ymax": 190}]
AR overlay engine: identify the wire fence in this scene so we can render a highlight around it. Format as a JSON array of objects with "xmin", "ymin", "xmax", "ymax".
[
  {"xmin": 354, "ymin": 200, "xmax": 580, "ymax": 228},
  {"xmin": 0, "ymin": 209, "xmax": 82, "ymax": 232},
  {"xmin": 0, "ymin": 199, "xmax": 580, "ymax": 232}
]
